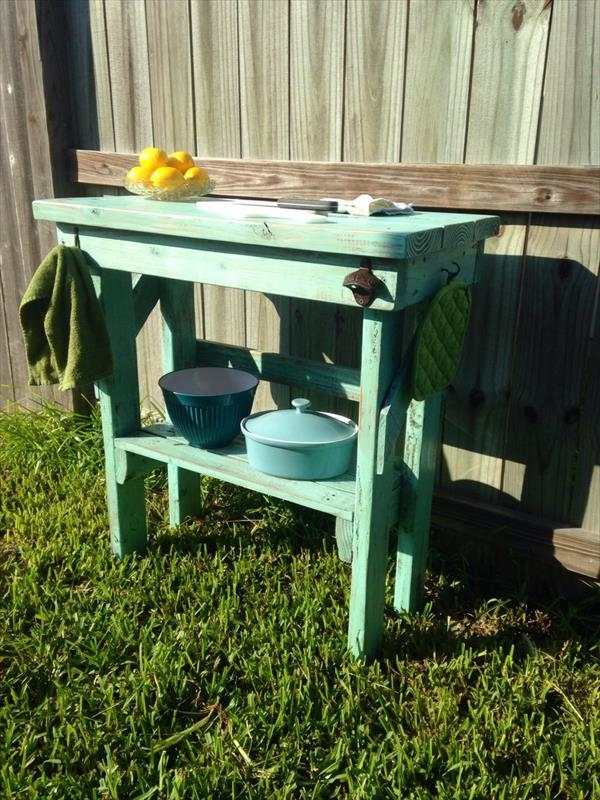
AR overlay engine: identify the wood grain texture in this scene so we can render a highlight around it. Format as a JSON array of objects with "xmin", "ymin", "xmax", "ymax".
[
  {"xmin": 144, "ymin": 0, "xmax": 197, "ymax": 411},
  {"xmin": 72, "ymin": 151, "xmax": 600, "ymax": 215},
  {"xmin": 502, "ymin": 217, "xmax": 600, "ymax": 527},
  {"xmin": 0, "ymin": 267, "xmax": 14, "ymax": 404},
  {"xmin": 238, "ymin": 0, "xmax": 289, "ymax": 160},
  {"xmin": 466, "ymin": 0, "xmax": 552, "ymax": 164},
  {"xmin": 580, "ymin": 314, "xmax": 599, "ymax": 533},
  {"xmin": 191, "ymin": 0, "xmax": 244, "ymax": 351},
  {"xmin": 52, "ymin": 223, "xmax": 408, "ymax": 311},
  {"xmin": 432, "ymin": 491, "xmax": 600, "ymax": 579},
  {"xmin": 342, "ymin": 0, "xmax": 407, "ymax": 431},
  {"xmin": 38, "ymin": 196, "xmax": 497, "ymax": 262},
  {"xmin": 536, "ymin": 0, "xmax": 600, "ymax": 166},
  {"xmin": 441, "ymin": 220, "xmax": 528, "ymax": 503},
  {"xmin": 88, "ymin": 0, "xmax": 116, "ymax": 150},
  {"xmin": 103, "ymin": 0, "xmax": 155, "ymax": 410},
  {"xmin": 116, "ymin": 424, "xmax": 356, "ymax": 520},
  {"xmin": 191, "ymin": 0, "xmax": 240, "ymax": 158},
  {"xmin": 344, "ymin": 0, "xmax": 407, "ymax": 161},
  {"xmin": 94, "ymin": 268, "xmax": 147, "ymax": 556},
  {"xmin": 401, "ymin": 0, "xmax": 474, "ymax": 162},
  {"xmin": 65, "ymin": 0, "xmax": 115, "ymax": 151},
  {"xmin": 133, "ymin": 275, "xmax": 161, "ymax": 335},
  {"xmin": 104, "ymin": 0, "xmax": 152, "ymax": 151},
  {"xmin": 0, "ymin": 0, "xmax": 60, "ymax": 408},
  {"xmin": 196, "ymin": 339, "xmax": 361, "ymax": 401},
  {"xmin": 289, "ymin": 0, "xmax": 346, "ymax": 414},
  {"xmin": 239, "ymin": 0, "xmax": 290, "ymax": 410},
  {"xmin": 290, "ymin": 0, "xmax": 344, "ymax": 161},
  {"xmin": 161, "ymin": 278, "xmax": 201, "ymax": 525},
  {"xmin": 348, "ymin": 311, "xmax": 403, "ymax": 657},
  {"xmin": 395, "ymin": 394, "xmax": 444, "ymax": 612},
  {"xmin": 146, "ymin": 0, "xmax": 194, "ymax": 152}
]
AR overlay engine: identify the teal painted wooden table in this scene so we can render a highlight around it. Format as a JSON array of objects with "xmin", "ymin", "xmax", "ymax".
[{"xmin": 33, "ymin": 196, "xmax": 499, "ymax": 658}]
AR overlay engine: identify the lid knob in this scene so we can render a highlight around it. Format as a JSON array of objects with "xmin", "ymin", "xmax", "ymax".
[{"xmin": 291, "ymin": 398, "xmax": 311, "ymax": 413}]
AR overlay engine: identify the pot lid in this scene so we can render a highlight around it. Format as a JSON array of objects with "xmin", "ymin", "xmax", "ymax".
[{"xmin": 243, "ymin": 398, "xmax": 357, "ymax": 445}]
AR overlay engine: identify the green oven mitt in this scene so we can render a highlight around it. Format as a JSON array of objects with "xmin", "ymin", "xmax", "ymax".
[
  {"xmin": 20, "ymin": 244, "xmax": 113, "ymax": 390},
  {"xmin": 411, "ymin": 281, "xmax": 471, "ymax": 401}
]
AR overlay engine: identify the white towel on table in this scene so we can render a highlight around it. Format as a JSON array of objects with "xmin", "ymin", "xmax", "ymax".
[{"xmin": 322, "ymin": 194, "xmax": 415, "ymax": 216}]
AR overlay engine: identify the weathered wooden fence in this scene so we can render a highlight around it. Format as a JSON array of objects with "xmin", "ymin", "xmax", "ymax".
[{"xmin": 1, "ymin": 0, "xmax": 598, "ymax": 576}]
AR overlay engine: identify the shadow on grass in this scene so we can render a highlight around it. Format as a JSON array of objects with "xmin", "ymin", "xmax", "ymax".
[
  {"xmin": 151, "ymin": 492, "xmax": 334, "ymax": 559},
  {"xmin": 382, "ymin": 530, "xmax": 600, "ymax": 665},
  {"xmin": 144, "ymin": 476, "xmax": 600, "ymax": 665}
]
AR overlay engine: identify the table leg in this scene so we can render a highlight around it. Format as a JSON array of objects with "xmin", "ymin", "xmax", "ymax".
[
  {"xmin": 161, "ymin": 279, "xmax": 201, "ymax": 526},
  {"xmin": 95, "ymin": 269, "xmax": 147, "ymax": 557},
  {"xmin": 394, "ymin": 393, "xmax": 443, "ymax": 612},
  {"xmin": 335, "ymin": 518, "xmax": 353, "ymax": 564},
  {"xmin": 348, "ymin": 310, "xmax": 401, "ymax": 659}
]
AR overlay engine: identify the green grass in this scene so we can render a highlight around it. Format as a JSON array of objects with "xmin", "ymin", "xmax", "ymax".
[{"xmin": 0, "ymin": 405, "xmax": 598, "ymax": 800}]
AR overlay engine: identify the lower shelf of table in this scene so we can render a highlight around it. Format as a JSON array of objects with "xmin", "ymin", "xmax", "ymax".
[{"xmin": 114, "ymin": 424, "xmax": 357, "ymax": 520}]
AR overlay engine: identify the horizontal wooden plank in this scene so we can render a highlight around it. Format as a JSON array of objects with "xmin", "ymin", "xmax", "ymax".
[
  {"xmin": 196, "ymin": 340, "xmax": 361, "ymax": 401},
  {"xmin": 55, "ymin": 223, "xmax": 479, "ymax": 311},
  {"xmin": 115, "ymin": 424, "xmax": 356, "ymax": 520},
  {"xmin": 433, "ymin": 491, "xmax": 600, "ymax": 580},
  {"xmin": 34, "ymin": 195, "xmax": 496, "ymax": 260},
  {"xmin": 56, "ymin": 223, "xmax": 397, "ymax": 309},
  {"xmin": 72, "ymin": 149, "xmax": 600, "ymax": 215}
]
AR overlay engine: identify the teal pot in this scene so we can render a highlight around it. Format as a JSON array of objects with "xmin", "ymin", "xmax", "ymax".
[
  {"xmin": 159, "ymin": 367, "xmax": 258, "ymax": 448},
  {"xmin": 241, "ymin": 398, "xmax": 358, "ymax": 480}
]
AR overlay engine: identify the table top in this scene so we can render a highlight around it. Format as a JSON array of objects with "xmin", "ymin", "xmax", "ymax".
[{"xmin": 33, "ymin": 196, "xmax": 500, "ymax": 260}]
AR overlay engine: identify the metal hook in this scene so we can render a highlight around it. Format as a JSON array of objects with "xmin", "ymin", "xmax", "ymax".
[{"xmin": 441, "ymin": 261, "xmax": 461, "ymax": 284}]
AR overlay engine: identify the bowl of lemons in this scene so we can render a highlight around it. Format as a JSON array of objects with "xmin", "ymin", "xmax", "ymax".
[{"xmin": 125, "ymin": 147, "xmax": 214, "ymax": 201}]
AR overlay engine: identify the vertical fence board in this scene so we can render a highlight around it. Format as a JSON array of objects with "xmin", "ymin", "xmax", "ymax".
[
  {"xmin": 401, "ymin": 0, "xmax": 474, "ymax": 163},
  {"xmin": 191, "ymin": 0, "xmax": 244, "ymax": 349},
  {"xmin": 503, "ymin": 0, "xmax": 600, "ymax": 532},
  {"xmin": 344, "ymin": 0, "xmax": 407, "ymax": 162},
  {"xmin": 580, "ymin": 295, "xmax": 599, "ymax": 534},
  {"xmin": 66, "ymin": 0, "xmax": 115, "ymax": 152},
  {"xmin": 339, "ymin": 0, "xmax": 408, "ymax": 407},
  {"xmin": 89, "ymin": 0, "xmax": 116, "ymax": 151},
  {"xmin": 289, "ymin": 0, "xmax": 346, "ymax": 413},
  {"xmin": 104, "ymin": 0, "xmax": 153, "ymax": 152},
  {"xmin": 146, "ymin": 0, "xmax": 194, "ymax": 152},
  {"xmin": 465, "ymin": 0, "xmax": 551, "ymax": 164},
  {"xmin": 0, "ymin": 272, "xmax": 14, "ymax": 404},
  {"xmin": 440, "ymin": 217, "xmax": 528, "ymax": 502},
  {"xmin": 239, "ymin": 0, "xmax": 290, "ymax": 410},
  {"xmin": 450, "ymin": 0, "xmax": 550, "ymax": 508},
  {"xmin": 502, "ymin": 218, "xmax": 600, "ymax": 525},
  {"xmin": 0, "ymin": 0, "xmax": 60, "ymax": 408},
  {"xmin": 145, "ymin": 0, "xmax": 198, "ymax": 410},
  {"xmin": 104, "ymin": 0, "xmax": 158, "ymax": 411},
  {"xmin": 536, "ymin": 0, "xmax": 600, "ymax": 166}
]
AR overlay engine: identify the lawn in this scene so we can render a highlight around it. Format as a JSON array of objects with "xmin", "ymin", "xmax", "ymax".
[{"xmin": 0, "ymin": 406, "xmax": 598, "ymax": 799}]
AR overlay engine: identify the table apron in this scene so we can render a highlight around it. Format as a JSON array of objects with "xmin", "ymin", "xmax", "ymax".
[{"xmin": 57, "ymin": 224, "xmax": 478, "ymax": 311}]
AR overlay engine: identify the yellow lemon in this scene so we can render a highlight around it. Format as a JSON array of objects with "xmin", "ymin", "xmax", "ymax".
[
  {"xmin": 126, "ymin": 165, "xmax": 153, "ymax": 185},
  {"xmin": 150, "ymin": 166, "xmax": 185, "ymax": 190},
  {"xmin": 139, "ymin": 147, "xmax": 167, "ymax": 172},
  {"xmin": 167, "ymin": 151, "xmax": 195, "ymax": 173},
  {"xmin": 184, "ymin": 165, "xmax": 209, "ymax": 184}
]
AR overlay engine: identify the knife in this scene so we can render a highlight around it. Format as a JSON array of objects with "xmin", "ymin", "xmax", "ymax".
[{"xmin": 277, "ymin": 198, "xmax": 339, "ymax": 212}]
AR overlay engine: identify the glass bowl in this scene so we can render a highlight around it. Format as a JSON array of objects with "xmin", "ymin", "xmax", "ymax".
[{"xmin": 125, "ymin": 177, "xmax": 215, "ymax": 202}]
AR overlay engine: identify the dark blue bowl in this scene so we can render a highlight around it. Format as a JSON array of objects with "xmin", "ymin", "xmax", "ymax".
[{"xmin": 159, "ymin": 367, "xmax": 258, "ymax": 449}]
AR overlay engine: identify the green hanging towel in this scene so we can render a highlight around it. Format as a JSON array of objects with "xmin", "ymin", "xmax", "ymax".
[{"xmin": 19, "ymin": 244, "xmax": 113, "ymax": 390}]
